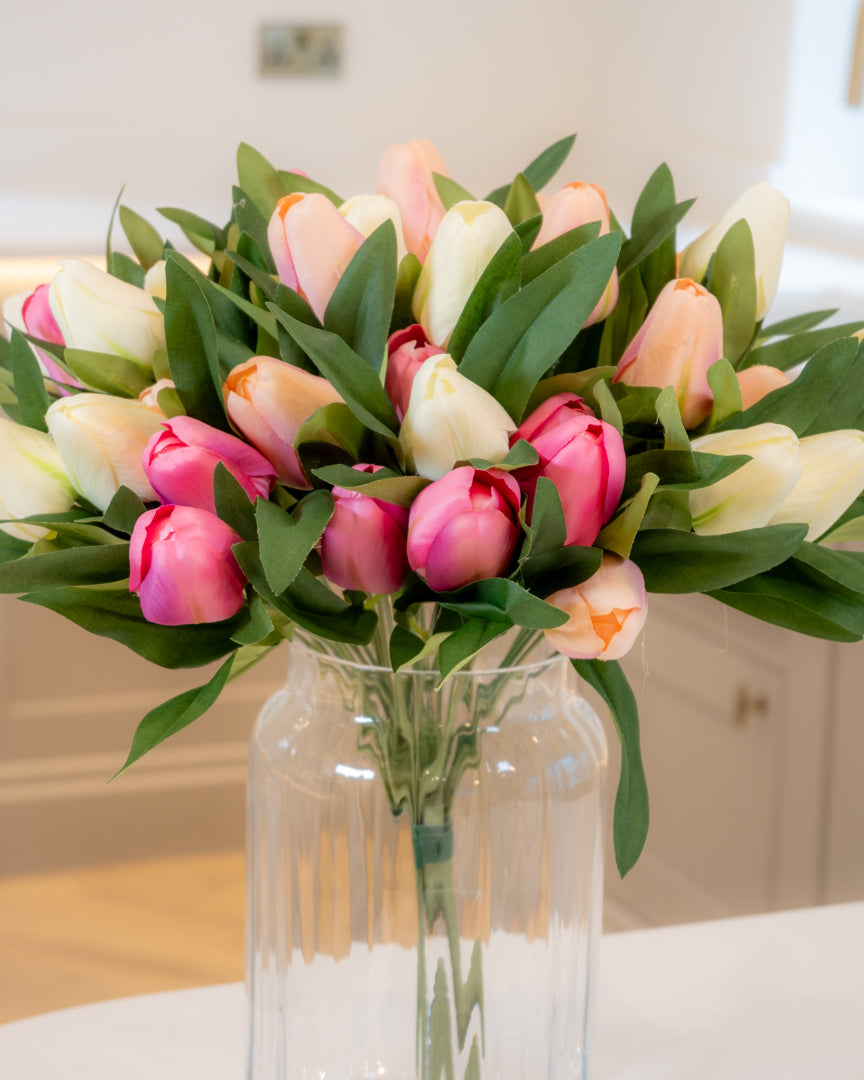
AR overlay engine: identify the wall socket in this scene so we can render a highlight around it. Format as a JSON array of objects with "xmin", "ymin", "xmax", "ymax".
[{"xmin": 259, "ymin": 23, "xmax": 343, "ymax": 77}]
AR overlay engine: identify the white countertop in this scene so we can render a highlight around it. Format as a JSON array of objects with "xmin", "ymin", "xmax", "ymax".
[{"xmin": 1, "ymin": 902, "xmax": 862, "ymax": 1078}]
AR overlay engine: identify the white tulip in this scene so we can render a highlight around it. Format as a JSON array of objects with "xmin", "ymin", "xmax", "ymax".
[
  {"xmin": 0, "ymin": 420, "xmax": 76, "ymax": 541},
  {"xmin": 679, "ymin": 182, "xmax": 790, "ymax": 320},
  {"xmin": 49, "ymin": 259, "xmax": 165, "ymax": 369},
  {"xmin": 339, "ymin": 194, "xmax": 408, "ymax": 263},
  {"xmin": 767, "ymin": 430, "xmax": 864, "ymax": 540},
  {"xmin": 412, "ymin": 200, "xmax": 513, "ymax": 347},
  {"xmin": 46, "ymin": 393, "xmax": 164, "ymax": 510},
  {"xmin": 399, "ymin": 353, "xmax": 516, "ymax": 480},
  {"xmin": 689, "ymin": 423, "xmax": 802, "ymax": 535},
  {"xmin": 143, "ymin": 260, "xmax": 168, "ymax": 300}
]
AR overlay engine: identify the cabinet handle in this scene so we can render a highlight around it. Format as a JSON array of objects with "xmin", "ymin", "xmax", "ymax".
[{"xmin": 734, "ymin": 685, "xmax": 769, "ymax": 728}]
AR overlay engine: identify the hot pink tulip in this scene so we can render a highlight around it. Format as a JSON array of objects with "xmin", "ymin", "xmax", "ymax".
[
  {"xmin": 223, "ymin": 356, "xmax": 343, "ymax": 488},
  {"xmin": 532, "ymin": 182, "xmax": 619, "ymax": 325},
  {"xmin": 267, "ymin": 192, "xmax": 365, "ymax": 322},
  {"xmin": 21, "ymin": 283, "xmax": 78, "ymax": 389},
  {"xmin": 544, "ymin": 554, "xmax": 648, "ymax": 661},
  {"xmin": 736, "ymin": 364, "xmax": 790, "ymax": 410},
  {"xmin": 385, "ymin": 325, "xmax": 445, "ymax": 421},
  {"xmin": 129, "ymin": 504, "xmax": 247, "ymax": 625},
  {"xmin": 613, "ymin": 278, "xmax": 723, "ymax": 428},
  {"xmin": 406, "ymin": 466, "xmax": 521, "ymax": 591},
  {"xmin": 143, "ymin": 416, "xmax": 277, "ymax": 514},
  {"xmin": 319, "ymin": 465, "xmax": 409, "ymax": 595},
  {"xmin": 515, "ymin": 393, "xmax": 626, "ymax": 547},
  {"xmin": 376, "ymin": 138, "xmax": 449, "ymax": 261}
]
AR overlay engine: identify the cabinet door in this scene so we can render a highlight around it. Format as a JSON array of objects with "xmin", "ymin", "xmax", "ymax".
[{"xmin": 600, "ymin": 594, "xmax": 831, "ymax": 929}]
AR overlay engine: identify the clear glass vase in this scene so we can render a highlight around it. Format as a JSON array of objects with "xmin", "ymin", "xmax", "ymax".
[{"xmin": 245, "ymin": 636, "xmax": 608, "ymax": 1080}]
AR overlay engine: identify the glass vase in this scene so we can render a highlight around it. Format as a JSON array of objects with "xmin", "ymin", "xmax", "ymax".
[{"xmin": 245, "ymin": 636, "xmax": 608, "ymax": 1079}]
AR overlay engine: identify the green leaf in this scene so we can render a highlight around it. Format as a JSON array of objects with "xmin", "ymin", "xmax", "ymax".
[
  {"xmin": 756, "ymin": 308, "xmax": 838, "ymax": 340},
  {"xmin": 64, "ymin": 348, "xmax": 153, "ymax": 398},
  {"xmin": 109, "ymin": 252, "xmax": 146, "ymax": 288},
  {"xmin": 486, "ymin": 134, "xmax": 576, "ymax": 205},
  {"xmin": 514, "ymin": 213, "xmax": 543, "ymax": 252},
  {"xmin": 231, "ymin": 187, "xmax": 276, "ymax": 274},
  {"xmin": 119, "ymin": 206, "xmax": 164, "ymax": 269},
  {"xmin": 519, "ymin": 544, "xmax": 603, "ymax": 597},
  {"xmin": 158, "ymin": 207, "xmax": 225, "ymax": 256},
  {"xmin": 623, "ymin": 449, "xmax": 749, "ymax": 497},
  {"xmin": 706, "ymin": 219, "xmax": 757, "ymax": 365},
  {"xmin": 524, "ymin": 367, "xmax": 618, "ymax": 415},
  {"xmin": 437, "ymin": 620, "xmax": 511, "ymax": 683},
  {"xmin": 520, "ymin": 222, "xmax": 601, "ymax": 286},
  {"xmin": 597, "ymin": 266, "xmax": 649, "ymax": 369},
  {"xmin": 237, "ymin": 142, "xmax": 292, "ymax": 219},
  {"xmin": 269, "ymin": 308, "xmax": 399, "ymax": 436},
  {"xmin": 0, "ymin": 531, "xmax": 30, "ymax": 565},
  {"xmin": 312, "ymin": 465, "xmax": 428, "ymax": 507},
  {"xmin": 10, "ymin": 330, "xmax": 50, "ymax": 431},
  {"xmin": 572, "ymin": 658, "xmax": 648, "ymax": 877},
  {"xmin": 523, "ymin": 476, "xmax": 567, "ymax": 557},
  {"xmin": 103, "ymin": 487, "xmax": 147, "ymax": 535},
  {"xmin": 433, "ymin": 173, "xmax": 475, "ymax": 208},
  {"xmin": 503, "ymin": 172, "xmax": 541, "ymax": 227},
  {"xmin": 629, "ymin": 523, "xmax": 808, "ymax": 592},
  {"xmin": 655, "ymin": 386, "xmax": 690, "ymax": 451},
  {"xmin": 231, "ymin": 593, "xmax": 277, "ymax": 646},
  {"xmin": 597, "ymin": 472, "xmax": 660, "ymax": 558},
  {"xmin": 324, "ymin": 220, "xmax": 398, "ymax": 372},
  {"xmin": 437, "ymin": 578, "xmax": 568, "ymax": 630},
  {"xmin": 741, "ymin": 320, "xmax": 864, "ymax": 372},
  {"xmin": 459, "ymin": 232, "xmax": 622, "ymax": 421},
  {"xmin": 703, "ymin": 357, "xmax": 743, "ymax": 429},
  {"xmin": 467, "ymin": 438, "xmax": 539, "ymax": 473},
  {"xmin": 257, "ymin": 490, "xmax": 334, "ymax": 595},
  {"xmin": 391, "ymin": 253, "xmax": 423, "ymax": 332},
  {"xmin": 213, "ymin": 463, "xmax": 258, "ymax": 541},
  {"xmin": 617, "ymin": 198, "xmax": 696, "ymax": 278},
  {"xmin": 631, "ymin": 163, "xmax": 679, "ymax": 305},
  {"xmin": 593, "ymin": 378, "xmax": 623, "ymax": 434},
  {"xmin": 276, "ymin": 169, "xmax": 342, "ymax": 206},
  {"xmin": 447, "ymin": 232, "xmax": 522, "ymax": 363},
  {"xmin": 0, "ymin": 543, "xmax": 130, "ymax": 592},
  {"xmin": 225, "ymin": 250, "xmax": 279, "ymax": 301}
]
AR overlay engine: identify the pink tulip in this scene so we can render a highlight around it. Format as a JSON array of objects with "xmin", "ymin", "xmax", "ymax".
[
  {"xmin": 532, "ymin": 182, "xmax": 619, "ymax": 324},
  {"xmin": 376, "ymin": 138, "xmax": 449, "ymax": 261},
  {"xmin": 21, "ymin": 283, "xmax": 78, "ymax": 390},
  {"xmin": 736, "ymin": 364, "xmax": 790, "ymax": 410},
  {"xmin": 613, "ymin": 278, "xmax": 723, "ymax": 429},
  {"xmin": 406, "ymin": 466, "xmax": 521, "ymax": 591},
  {"xmin": 319, "ymin": 465, "xmax": 409, "ymax": 594},
  {"xmin": 143, "ymin": 416, "xmax": 277, "ymax": 514},
  {"xmin": 267, "ymin": 192, "xmax": 365, "ymax": 322},
  {"xmin": 223, "ymin": 356, "xmax": 343, "ymax": 488},
  {"xmin": 129, "ymin": 504, "xmax": 247, "ymax": 625},
  {"xmin": 385, "ymin": 325, "xmax": 445, "ymax": 421},
  {"xmin": 515, "ymin": 393, "xmax": 626, "ymax": 547},
  {"xmin": 544, "ymin": 554, "xmax": 648, "ymax": 661}
]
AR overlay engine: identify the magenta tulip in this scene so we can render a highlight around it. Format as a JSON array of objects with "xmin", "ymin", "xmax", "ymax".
[
  {"xmin": 385, "ymin": 325, "xmax": 445, "ymax": 421},
  {"xmin": 143, "ymin": 416, "xmax": 276, "ymax": 514},
  {"xmin": 515, "ymin": 393, "xmax": 626, "ymax": 547},
  {"xmin": 319, "ymin": 465, "xmax": 409, "ymax": 595},
  {"xmin": 20, "ymin": 283, "xmax": 77, "ymax": 389},
  {"xmin": 406, "ymin": 466, "xmax": 521, "ymax": 591},
  {"xmin": 129, "ymin": 504, "xmax": 247, "ymax": 625}
]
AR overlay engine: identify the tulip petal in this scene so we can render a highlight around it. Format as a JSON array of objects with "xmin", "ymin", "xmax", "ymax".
[{"xmin": 422, "ymin": 509, "xmax": 518, "ymax": 591}]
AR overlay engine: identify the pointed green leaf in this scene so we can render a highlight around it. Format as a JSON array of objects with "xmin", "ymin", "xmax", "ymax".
[
  {"xmin": 741, "ymin": 320, "xmax": 864, "ymax": 373},
  {"xmin": 64, "ymin": 348, "xmax": 153, "ymax": 398},
  {"xmin": 707, "ymin": 218, "xmax": 757, "ymax": 365},
  {"xmin": 486, "ymin": 134, "xmax": 576, "ymax": 205},
  {"xmin": 631, "ymin": 163, "xmax": 679, "ymax": 305},
  {"xmin": 618, "ymin": 198, "xmax": 696, "ymax": 278},
  {"xmin": 103, "ymin": 486, "xmax": 147, "ymax": 535},
  {"xmin": 119, "ymin": 206, "xmax": 164, "ymax": 269},
  {"xmin": 237, "ymin": 143, "xmax": 292, "ymax": 219},
  {"xmin": 10, "ymin": 330, "xmax": 50, "ymax": 431},
  {"xmin": 447, "ymin": 232, "xmax": 522, "ymax": 363},
  {"xmin": 232, "ymin": 186, "xmax": 276, "ymax": 274},
  {"xmin": 213, "ymin": 462, "xmax": 258, "ymax": 541},
  {"xmin": 703, "ymin": 357, "xmax": 743, "ymax": 429},
  {"xmin": 433, "ymin": 173, "xmax": 475, "ymax": 208},
  {"xmin": 655, "ymin": 386, "xmax": 691, "ymax": 451},
  {"xmin": 158, "ymin": 207, "xmax": 225, "ymax": 256},
  {"xmin": 756, "ymin": 308, "xmax": 838, "ymax": 340},
  {"xmin": 256, "ymin": 490, "xmax": 334, "ymax": 595},
  {"xmin": 437, "ymin": 578, "xmax": 568, "ymax": 629},
  {"xmin": 503, "ymin": 172, "xmax": 541, "ymax": 227},
  {"xmin": 597, "ymin": 472, "xmax": 660, "ymax": 558},
  {"xmin": 0, "ymin": 543, "xmax": 130, "ymax": 592},
  {"xmin": 521, "ymin": 222, "xmax": 601, "ymax": 286},
  {"xmin": 276, "ymin": 169, "xmax": 342, "ymax": 206},
  {"xmin": 437, "ymin": 620, "xmax": 511, "ymax": 683}
]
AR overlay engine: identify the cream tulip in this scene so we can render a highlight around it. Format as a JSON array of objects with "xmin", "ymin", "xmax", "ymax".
[
  {"xmin": 679, "ymin": 182, "xmax": 790, "ymax": 320},
  {"xmin": 339, "ymin": 194, "xmax": 408, "ymax": 263},
  {"xmin": 689, "ymin": 423, "xmax": 802, "ymax": 535},
  {"xmin": 767, "ymin": 430, "xmax": 864, "ymax": 540},
  {"xmin": 46, "ymin": 393, "xmax": 165, "ymax": 510},
  {"xmin": 398, "ymin": 353, "xmax": 516, "ymax": 480},
  {"xmin": 0, "ymin": 420, "xmax": 76, "ymax": 541},
  {"xmin": 412, "ymin": 201, "xmax": 514, "ymax": 348},
  {"xmin": 48, "ymin": 259, "xmax": 166, "ymax": 369}
]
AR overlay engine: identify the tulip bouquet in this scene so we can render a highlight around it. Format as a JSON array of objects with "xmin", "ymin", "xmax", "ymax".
[{"xmin": 3, "ymin": 134, "xmax": 864, "ymax": 891}]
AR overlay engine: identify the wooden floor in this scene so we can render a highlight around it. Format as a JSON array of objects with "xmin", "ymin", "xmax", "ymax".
[{"xmin": 0, "ymin": 850, "xmax": 245, "ymax": 1024}]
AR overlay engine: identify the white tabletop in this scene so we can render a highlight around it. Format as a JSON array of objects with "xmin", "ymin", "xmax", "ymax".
[{"xmin": 1, "ymin": 902, "xmax": 862, "ymax": 1078}]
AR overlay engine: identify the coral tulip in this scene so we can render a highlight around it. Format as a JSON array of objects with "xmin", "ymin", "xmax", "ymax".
[
  {"xmin": 736, "ymin": 364, "xmax": 790, "ymax": 410},
  {"xmin": 0, "ymin": 420, "xmax": 76, "ymax": 541},
  {"xmin": 376, "ymin": 138, "xmax": 449, "ymax": 261}
]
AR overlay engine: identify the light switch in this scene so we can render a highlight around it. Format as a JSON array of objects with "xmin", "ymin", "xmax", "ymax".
[{"xmin": 259, "ymin": 23, "xmax": 343, "ymax": 77}]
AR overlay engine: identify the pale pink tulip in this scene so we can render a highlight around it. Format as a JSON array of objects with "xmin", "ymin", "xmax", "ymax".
[
  {"xmin": 406, "ymin": 466, "xmax": 521, "ymax": 591},
  {"xmin": 736, "ymin": 364, "xmax": 790, "ymax": 409},
  {"xmin": 532, "ymin": 182, "xmax": 619, "ymax": 324},
  {"xmin": 223, "ymin": 357, "xmax": 343, "ymax": 488},
  {"xmin": 129, "ymin": 504, "xmax": 247, "ymax": 625},
  {"xmin": 267, "ymin": 192, "xmax": 365, "ymax": 322},
  {"xmin": 544, "ymin": 554, "xmax": 648, "ymax": 660},
  {"xmin": 143, "ymin": 416, "xmax": 276, "ymax": 514},
  {"xmin": 613, "ymin": 278, "xmax": 723, "ymax": 428},
  {"xmin": 385, "ymin": 325, "xmax": 445, "ymax": 421},
  {"xmin": 376, "ymin": 138, "xmax": 449, "ymax": 261},
  {"xmin": 515, "ymin": 393, "xmax": 626, "ymax": 547},
  {"xmin": 319, "ymin": 465, "xmax": 409, "ymax": 595}
]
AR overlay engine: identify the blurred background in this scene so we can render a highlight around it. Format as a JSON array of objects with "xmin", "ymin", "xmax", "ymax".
[{"xmin": 2, "ymin": 0, "xmax": 864, "ymax": 1024}]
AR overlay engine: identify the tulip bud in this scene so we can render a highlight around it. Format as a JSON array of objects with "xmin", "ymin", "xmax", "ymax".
[
  {"xmin": 385, "ymin": 325, "xmax": 445, "ymax": 421},
  {"xmin": 736, "ymin": 364, "xmax": 790, "ymax": 410},
  {"xmin": 223, "ymin": 356, "xmax": 343, "ymax": 488},
  {"xmin": 689, "ymin": 423, "xmax": 802, "ymax": 535},
  {"xmin": 406, "ymin": 466, "xmax": 521, "ymax": 591},
  {"xmin": 339, "ymin": 194, "xmax": 408, "ymax": 263},
  {"xmin": 679, "ymin": 182, "xmax": 790, "ymax": 320},
  {"xmin": 143, "ymin": 260, "xmax": 167, "ymax": 300},
  {"xmin": 613, "ymin": 278, "xmax": 723, "ymax": 429},
  {"xmin": 515, "ymin": 393, "xmax": 626, "ymax": 547},
  {"xmin": 129, "ymin": 504, "xmax": 246, "ymax": 625},
  {"xmin": 532, "ymin": 182, "xmax": 619, "ymax": 324},
  {"xmin": 46, "ymin": 393, "xmax": 165, "ymax": 510},
  {"xmin": 143, "ymin": 416, "xmax": 277, "ymax": 514},
  {"xmin": 3, "ymin": 284, "xmax": 76, "ymax": 390},
  {"xmin": 376, "ymin": 138, "xmax": 449, "ymax": 261},
  {"xmin": 544, "ymin": 554, "xmax": 648, "ymax": 661},
  {"xmin": 0, "ymin": 420, "xmax": 76, "ymax": 541},
  {"xmin": 48, "ymin": 259, "xmax": 165, "ymax": 370},
  {"xmin": 267, "ymin": 192, "xmax": 365, "ymax": 322},
  {"xmin": 412, "ymin": 200, "xmax": 514, "ymax": 348},
  {"xmin": 399, "ymin": 353, "xmax": 516, "ymax": 480},
  {"xmin": 767, "ymin": 430, "xmax": 864, "ymax": 540},
  {"xmin": 319, "ymin": 465, "xmax": 410, "ymax": 595}
]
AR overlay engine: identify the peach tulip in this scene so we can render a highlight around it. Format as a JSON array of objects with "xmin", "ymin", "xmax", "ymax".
[
  {"xmin": 376, "ymin": 138, "xmax": 449, "ymax": 261},
  {"xmin": 736, "ymin": 364, "xmax": 790, "ymax": 409}
]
